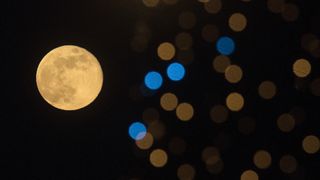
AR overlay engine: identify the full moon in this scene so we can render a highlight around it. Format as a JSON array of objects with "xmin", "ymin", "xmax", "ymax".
[{"xmin": 36, "ymin": 45, "xmax": 103, "ymax": 111}]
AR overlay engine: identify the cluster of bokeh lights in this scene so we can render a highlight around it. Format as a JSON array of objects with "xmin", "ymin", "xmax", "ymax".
[{"xmin": 126, "ymin": 0, "xmax": 320, "ymax": 179}]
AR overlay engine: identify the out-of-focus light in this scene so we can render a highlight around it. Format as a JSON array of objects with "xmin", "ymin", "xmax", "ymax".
[
  {"xmin": 177, "ymin": 164, "xmax": 196, "ymax": 180},
  {"xmin": 129, "ymin": 122, "xmax": 147, "ymax": 140},
  {"xmin": 176, "ymin": 102, "xmax": 194, "ymax": 121},
  {"xmin": 241, "ymin": 170, "xmax": 259, "ymax": 180},
  {"xmin": 149, "ymin": 149, "xmax": 168, "ymax": 168},
  {"xmin": 167, "ymin": 62, "xmax": 186, "ymax": 81},
  {"xmin": 229, "ymin": 13, "xmax": 247, "ymax": 32},
  {"xmin": 144, "ymin": 71, "xmax": 163, "ymax": 90},
  {"xmin": 160, "ymin": 92, "xmax": 179, "ymax": 111},
  {"xmin": 135, "ymin": 132, "xmax": 154, "ymax": 150},
  {"xmin": 216, "ymin": 36, "xmax": 235, "ymax": 55},
  {"xmin": 293, "ymin": 58, "xmax": 311, "ymax": 78},
  {"xmin": 226, "ymin": 92, "xmax": 244, "ymax": 111},
  {"xmin": 279, "ymin": 155, "xmax": 298, "ymax": 174},
  {"xmin": 302, "ymin": 135, "xmax": 320, "ymax": 154},
  {"xmin": 253, "ymin": 150, "xmax": 272, "ymax": 169},
  {"xmin": 225, "ymin": 64, "xmax": 243, "ymax": 83},
  {"xmin": 158, "ymin": 42, "xmax": 176, "ymax": 61}
]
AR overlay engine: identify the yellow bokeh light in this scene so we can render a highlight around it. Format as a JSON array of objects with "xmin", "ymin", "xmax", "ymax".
[
  {"xmin": 149, "ymin": 149, "xmax": 168, "ymax": 168},
  {"xmin": 157, "ymin": 42, "xmax": 176, "ymax": 61},
  {"xmin": 135, "ymin": 132, "xmax": 154, "ymax": 150},
  {"xmin": 302, "ymin": 135, "xmax": 320, "ymax": 154},
  {"xmin": 241, "ymin": 170, "xmax": 259, "ymax": 180},
  {"xmin": 213, "ymin": 55, "xmax": 231, "ymax": 73},
  {"xmin": 204, "ymin": 0, "xmax": 222, "ymax": 14},
  {"xmin": 160, "ymin": 92, "xmax": 178, "ymax": 111},
  {"xmin": 279, "ymin": 155, "xmax": 297, "ymax": 174},
  {"xmin": 226, "ymin": 92, "xmax": 244, "ymax": 111},
  {"xmin": 258, "ymin": 81, "xmax": 277, "ymax": 99},
  {"xmin": 253, "ymin": 150, "xmax": 272, "ymax": 169},
  {"xmin": 277, "ymin": 113, "xmax": 295, "ymax": 133},
  {"xmin": 176, "ymin": 103, "xmax": 194, "ymax": 121},
  {"xmin": 228, "ymin": 13, "xmax": 247, "ymax": 32},
  {"xmin": 177, "ymin": 164, "xmax": 196, "ymax": 180},
  {"xmin": 293, "ymin": 58, "xmax": 311, "ymax": 78},
  {"xmin": 225, "ymin": 65, "xmax": 243, "ymax": 83}
]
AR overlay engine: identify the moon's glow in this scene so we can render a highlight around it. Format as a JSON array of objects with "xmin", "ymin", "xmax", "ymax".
[{"xmin": 36, "ymin": 45, "xmax": 103, "ymax": 111}]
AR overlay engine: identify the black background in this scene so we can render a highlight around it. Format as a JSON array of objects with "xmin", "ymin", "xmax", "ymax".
[{"xmin": 3, "ymin": 0, "xmax": 320, "ymax": 179}]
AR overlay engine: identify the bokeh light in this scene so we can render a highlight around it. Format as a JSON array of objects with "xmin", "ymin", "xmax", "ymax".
[
  {"xmin": 241, "ymin": 170, "xmax": 259, "ymax": 180},
  {"xmin": 129, "ymin": 122, "xmax": 147, "ymax": 140},
  {"xmin": 226, "ymin": 92, "xmax": 244, "ymax": 111},
  {"xmin": 144, "ymin": 71, "xmax": 163, "ymax": 90},
  {"xmin": 293, "ymin": 58, "xmax": 311, "ymax": 78},
  {"xmin": 177, "ymin": 164, "xmax": 196, "ymax": 180},
  {"xmin": 279, "ymin": 154, "xmax": 298, "ymax": 174},
  {"xmin": 281, "ymin": 3, "xmax": 299, "ymax": 22},
  {"xmin": 302, "ymin": 135, "xmax": 320, "ymax": 154},
  {"xmin": 167, "ymin": 62, "xmax": 186, "ymax": 81},
  {"xmin": 225, "ymin": 65, "xmax": 243, "ymax": 83},
  {"xmin": 216, "ymin": 36, "xmax": 235, "ymax": 55},
  {"xmin": 135, "ymin": 132, "xmax": 154, "ymax": 150},
  {"xmin": 202, "ymin": 146, "xmax": 220, "ymax": 165},
  {"xmin": 158, "ymin": 42, "xmax": 176, "ymax": 61},
  {"xmin": 229, "ymin": 13, "xmax": 247, "ymax": 32},
  {"xmin": 160, "ymin": 92, "xmax": 178, "ymax": 111},
  {"xmin": 253, "ymin": 150, "xmax": 272, "ymax": 169},
  {"xmin": 277, "ymin": 113, "xmax": 295, "ymax": 133},
  {"xmin": 176, "ymin": 102, "xmax": 194, "ymax": 121},
  {"xmin": 258, "ymin": 81, "xmax": 277, "ymax": 99},
  {"xmin": 204, "ymin": 0, "xmax": 222, "ymax": 14},
  {"xmin": 149, "ymin": 149, "xmax": 168, "ymax": 168}
]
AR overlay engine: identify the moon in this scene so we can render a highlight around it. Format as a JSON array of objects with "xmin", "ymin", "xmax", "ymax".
[{"xmin": 36, "ymin": 45, "xmax": 103, "ymax": 111}]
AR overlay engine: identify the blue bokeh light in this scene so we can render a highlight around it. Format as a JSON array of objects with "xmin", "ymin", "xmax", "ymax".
[
  {"xmin": 167, "ymin": 62, "xmax": 186, "ymax": 81},
  {"xmin": 144, "ymin": 71, "xmax": 163, "ymax": 90},
  {"xmin": 216, "ymin": 36, "xmax": 235, "ymax": 55},
  {"xmin": 128, "ymin": 122, "xmax": 147, "ymax": 140}
]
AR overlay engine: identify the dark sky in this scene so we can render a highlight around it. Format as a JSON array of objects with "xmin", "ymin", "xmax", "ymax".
[{"xmin": 3, "ymin": 0, "xmax": 320, "ymax": 179}]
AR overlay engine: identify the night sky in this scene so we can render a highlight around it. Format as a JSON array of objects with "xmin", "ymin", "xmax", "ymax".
[{"xmin": 3, "ymin": 0, "xmax": 320, "ymax": 179}]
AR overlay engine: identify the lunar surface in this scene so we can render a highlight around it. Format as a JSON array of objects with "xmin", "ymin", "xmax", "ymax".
[{"xmin": 36, "ymin": 45, "xmax": 103, "ymax": 111}]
